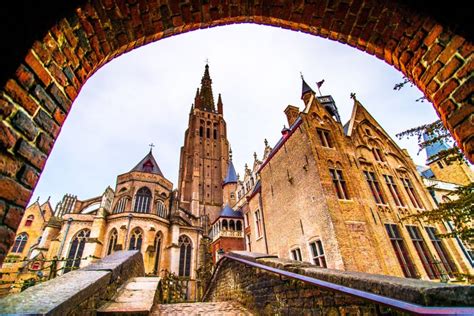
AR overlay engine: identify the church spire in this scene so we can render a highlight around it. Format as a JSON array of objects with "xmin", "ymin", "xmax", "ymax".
[
  {"xmin": 217, "ymin": 93, "xmax": 223, "ymax": 115},
  {"xmin": 198, "ymin": 64, "xmax": 215, "ymax": 112}
]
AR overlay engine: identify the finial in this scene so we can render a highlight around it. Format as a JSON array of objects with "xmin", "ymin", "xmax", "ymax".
[
  {"xmin": 229, "ymin": 147, "xmax": 233, "ymax": 160},
  {"xmin": 36, "ymin": 196, "xmax": 40, "ymax": 203},
  {"xmin": 300, "ymin": 71, "xmax": 304, "ymax": 79},
  {"xmin": 253, "ymin": 152, "xmax": 257, "ymax": 161},
  {"xmin": 149, "ymin": 143, "xmax": 155, "ymax": 152},
  {"xmin": 205, "ymin": 58, "xmax": 209, "ymax": 65},
  {"xmin": 264, "ymin": 138, "xmax": 268, "ymax": 147},
  {"xmin": 350, "ymin": 92, "xmax": 357, "ymax": 101},
  {"xmin": 245, "ymin": 163, "xmax": 249, "ymax": 170}
]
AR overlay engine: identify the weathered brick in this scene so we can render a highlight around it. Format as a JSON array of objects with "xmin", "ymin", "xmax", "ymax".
[
  {"xmin": 34, "ymin": 109, "xmax": 60, "ymax": 138},
  {"xmin": 423, "ymin": 24, "xmax": 443, "ymax": 46},
  {"xmin": 0, "ymin": 122, "xmax": 19, "ymax": 150},
  {"xmin": 454, "ymin": 115, "xmax": 474, "ymax": 146},
  {"xmin": 53, "ymin": 107, "xmax": 67, "ymax": 125},
  {"xmin": 11, "ymin": 110, "xmax": 38, "ymax": 141},
  {"xmin": 4, "ymin": 79, "xmax": 39, "ymax": 116},
  {"xmin": 448, "ymin": 104, "xmax": 474, "ymax": 130},
  {"xmin": 437, "ymin": 99, "xmax": 456, "ymax": 120},
  {"xmin": 0, "ymin": 200, "xmax": 5, "ymax": 220},
  {"xmin": 0, "ymin": 225, "xmax": 15, "ymax": 251},
  {"xmin": 455, "ymin": 59, "xmax": 473, "ymax": 80},
  {"xmin": 16, "ymin": 139, "xmax": 47, "ymax": 170},
  {"xmin": 36, "ymin": 132, "xmax": 54, "ymax": 154},
  {"xmin": 4, "ymin": 205, "xmax": 26, "ymax": 231},
  {"xmin": 0, "ymin": 152, "xmax": 22, "ymax": 178},
  {"xmin": 33, "ymin": 85, "xmax": 57, "ymax": 114},
  {"xmin": 48, "ymin": 62, "xmax": 69, "ymax": 87},
  {"xmin": 0, "ymin": 99, "xmax": 14, "ymax": 119},
  {"xmin": 420, "ymin": 62, "xmax": 442, "ymax": 86},
  {"xmin": 452, "ymin": 76, "xmax": 474, "ymax": 104},
  {"xmin": 433, "ymin": 78, "xmax": 460, "ymax": 106},
  {"xmin": 0, "ymin": 175, "xmax": 31, "ymax": 206},
  {"xmin": 423, "ymin": 44, "xmax": 443, "ymax": 64},
  {"xmin": 50, "ymin": 83, "xmax": 71, "ymax": 113},
  {"xmin": 15, "ymin": 64, "xmax": 35, "ymax": 90},
  {"xmin": 18, "ymin": 164, "xmax": 40, "ymax": 189},
  {"xmin": 25, "ymin": 51, "xmax": 52, "ymax": 87},
  {"xmin": 438, "ymin": 35, "xmax": 465, "ymax": 64},
  {"xmin": 32, "ymin": 41, "xmax": 52, "ymax": 65}
]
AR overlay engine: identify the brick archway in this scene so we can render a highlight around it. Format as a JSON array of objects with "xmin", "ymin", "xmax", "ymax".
[{"xmin": 0, "ymin": 1, "xmax": 472, "ymax": 261}]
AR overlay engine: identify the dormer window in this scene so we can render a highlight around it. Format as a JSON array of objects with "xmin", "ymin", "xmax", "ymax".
[{"xmin": 142, "ymin": 160, "xmax": 154, "ymax": 173}]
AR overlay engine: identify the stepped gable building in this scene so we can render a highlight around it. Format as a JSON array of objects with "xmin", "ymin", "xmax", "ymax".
[{"xmin": 1, "ymin": 67, "xmax": 473, "ymax": 297}]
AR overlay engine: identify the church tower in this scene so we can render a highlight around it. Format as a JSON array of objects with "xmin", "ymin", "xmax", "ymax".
[{"xmin": 178, "ymin": 64, "xmax": 230, "ymax": 224}]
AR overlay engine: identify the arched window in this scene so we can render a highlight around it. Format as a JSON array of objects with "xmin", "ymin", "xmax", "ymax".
[
  {"xmin": 157, "ymin": 201, "xmax": 167, "ymax": 218},
  {"xmin": 199, "ymin": 126, "xmax": 203, "ymax": 137},
  {"xmin": 213, "ymin": 129, "xmax": 217, "ymax": 139},
  {"xmin": 153, "ymin": 232, "xmax": 162, "ymax": 274},
  {"xmin": 134, "ymin": 187, "xmax": 151, "ymax": 213},
  {"xmin": 64, "ymin": 229, "xmax": 90, "ymax": 273},
  {"xmin": 222, "ymin": 219, "xmax": 228, "ymax": 230},
  {"xmin": 206, "ymin": 128, "xmax": 210, "ymax": 138},
  {"xmin": 178, "ymin": 235, "xmax": 192, "ymax": 277},
  {"xmin": 25, "ymin": 215, "xmax": 34, "ymax": 227},
  {"xmin": 114, "ymin": 197, "xmax": 128, "ymax": 214},
  {"xmin": 12, "ymin": 233, "xmax": 28, "ymax": 253},
  {"xmin": 229, "ymin": 220, "xmax": 235, "ymax": 231},
  {"xmin": 107, "ymin": 229, "xmax": 118, "ymax": 255},
  {"xmin": 236, "ymin": 221, "xmax": 242, "ymax": 231},
  {"xmin": 129, "ymin": 228, "xmax": 143, "ymax": 251}
]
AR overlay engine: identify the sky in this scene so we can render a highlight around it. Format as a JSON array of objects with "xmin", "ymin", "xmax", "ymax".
[{"xmin": 30, "ymin": 24, "xmax": 440, "ymax": 208}]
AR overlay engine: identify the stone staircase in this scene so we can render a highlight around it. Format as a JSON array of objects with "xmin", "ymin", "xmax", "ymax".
[
  {"xmin": 152, "ymin": 301, "xmax": 253, "ymax": 315},
  {"xmin": 97, "ymin": 277, "xmax": 160, "ymax": 315}
]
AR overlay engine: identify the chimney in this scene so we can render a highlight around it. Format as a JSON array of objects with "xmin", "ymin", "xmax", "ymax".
[{"xmin": 284, "ymin": 105, "xmax": 300, "ymax": 127}]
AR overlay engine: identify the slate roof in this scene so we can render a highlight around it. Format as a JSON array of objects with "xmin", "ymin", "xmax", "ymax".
[
  {"xmin": 131, "ymin": 150, "xmax": 164, "ymax": 176},
  {"xmin": 223, "ymin": 159, "xmax": 238, "ymax": 184}
]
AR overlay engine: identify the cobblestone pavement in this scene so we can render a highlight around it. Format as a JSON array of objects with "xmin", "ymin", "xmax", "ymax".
[{"xmin": 152, "ymin": 301, "xmax": 254, "ymax": 315}]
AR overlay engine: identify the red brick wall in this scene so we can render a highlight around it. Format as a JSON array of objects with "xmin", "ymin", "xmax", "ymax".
[{"xmin": 0, "ymin": 0, "xmax": 472, "ymax": 264}]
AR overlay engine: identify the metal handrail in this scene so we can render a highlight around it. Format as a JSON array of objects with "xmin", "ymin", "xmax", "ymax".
[{"xmin": 222, "ymin": 254, "xmax": 474, "ymax": 316}]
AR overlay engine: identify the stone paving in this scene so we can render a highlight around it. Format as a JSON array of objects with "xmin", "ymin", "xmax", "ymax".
[{"xmin": 152, "ymin": 301, "xmax": 254, "ymax": 315}]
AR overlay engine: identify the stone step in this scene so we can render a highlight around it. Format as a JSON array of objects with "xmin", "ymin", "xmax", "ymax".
[
  {"xmin": 152, "ymin": 301, "xmax": 254, "ymax": 315},
  {"xmin": 97, "ymin": 277, "xmax": 160, "ymax": 315}
]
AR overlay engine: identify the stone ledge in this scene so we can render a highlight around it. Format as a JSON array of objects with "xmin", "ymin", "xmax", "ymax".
[
  {"xmin": 229, "ymin": 251, "xmax": 474, "ymax": 307},
  {"xmin": 0, "ymin": 251, "xmax": 145, "ymax": 315}
]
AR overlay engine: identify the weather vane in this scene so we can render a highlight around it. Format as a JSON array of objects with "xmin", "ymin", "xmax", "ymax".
[{"xmin": 350, "ymin": 92, "xmax": 357, "ymax": 100}]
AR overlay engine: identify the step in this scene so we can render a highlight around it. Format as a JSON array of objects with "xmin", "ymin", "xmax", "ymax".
[
  {"xmin": 152, "ymin": 301, "xmax": 254, "ymax": 315},
  {"xmin": 97, "ymin": 277, "xmax": 160, "ymax": 315}
]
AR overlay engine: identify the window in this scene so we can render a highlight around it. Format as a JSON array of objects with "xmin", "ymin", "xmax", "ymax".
[
  {"xmin": 255, "ymin": 209, "xmax": 263, "ymax": 238},
  {"xmin": 437, "ymin": 161, "xmax": 444, "ymax": 169},
  {"xmin": 114, "ymin": 197, "xmax": 127, "ymax": 213},
  {"xmin": 329, "ymin": 169, "xmax": 349, "ymax": 200},
  {"xmin": 153, "ymin": 232, "xmax": 162, "ymax": 274},
  {"xmin": 128, "ymin": 228, "xmax": 143, "ymax": 251},
  {"xmin": 317, "ymin": 129, "xmax": 334, "ymax": 148},
  {"xmin": 157, "ymin": 200, "xmax": 167, "ymax": 218},
  {"xmin": 206, "ymin": 128, "xmax": 210, "ymax": 138},
  {"xmin": 310, "ymin": 240, "xmax": 327, "ymax": 267},
  {"xmin": 425, "ymin": 227, "xmax": 458, "ymax": 277},
  {"xmin": 229, "ymin": 220, "xmax": 235, "ymax": 230},
  {"xmin": 12, "ymin": 233, "xmax": 28, "ymax": 253},
  {"xmin": 230, "ymin": 192, "xmax": 235, "ymax": 199},
  {"xmin": 64, "ymin": 229, "xmax": 90, "ymax": 273},
  {"xmin": 199, "ymin": 126, "xmax": 203, "ymax": 137},
  {"xmin": 291, "ymin": 248, "xmax": 302, "ymax": 261},
  {"xmin": 213, "ymin": 129, "xmax": 217, "ymax": 139},
  {"xmin": 384, "ymin": 175, "xmax": 405, "ymax": 207},
  {"xmin": 25, "ymin": 215, "xmax": 34, "ymax": 227},
  {"xmin": 406, "ymin": 226, "xmax": 439, "ymax": 279},
  {"xmin": 372, "ymin": 148, "xmax": 384, "ymax": 162},
  {"xmin": 107, "ymin": 229, "xmax": 118, "ymax": 255},
  {"xmin": 178, "ymin": 235, "xmax": 192, "ymax": 277},
  {"xmin": 236, "ymin": 221, "xmax": 242, "ymax": 231},
  {"xmin": 134, "ymin": 187, "xmax": 151, "ymax": 213},
  {"xmin": 246, "ymin": 234, "xmax": 251, "ymax": 251},
  {"xmin": 244, "ymin": 213, "xmax": 249, "ymax": 227},
  {"xmin": 364, "ymin": 171, "xmax": 385, "ymax": 204},
  {"xmin": 385, "ymin": 224, "xmax": 418, "ymax": 278},
  {"xmin": 400, "ymin": 176, "xmax": 423, "ymax": 209}
]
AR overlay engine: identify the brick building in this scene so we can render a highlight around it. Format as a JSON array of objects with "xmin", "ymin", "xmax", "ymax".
[{"xmin": 1, "ymin": 67, "xmax": 472, "ymax": 297}]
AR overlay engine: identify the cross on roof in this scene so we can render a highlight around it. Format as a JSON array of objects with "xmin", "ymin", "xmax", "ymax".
[
  {"xmin": 350, "ymin": 92, "xmax": 357, "ymax": 100},
  {"xmin": 149, "ymin": 143, "xmax": 155, "ymax": 152}
]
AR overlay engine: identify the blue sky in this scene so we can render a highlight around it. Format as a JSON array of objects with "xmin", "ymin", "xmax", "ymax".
[{"xmin": 30, "ymin": 24, "xmax": 439, "ymax": 208}]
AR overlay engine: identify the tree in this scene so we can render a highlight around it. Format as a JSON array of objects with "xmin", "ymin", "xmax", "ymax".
[{"xmin": 395, "ymin": 79, "xmax": 473, "ymax": 244}]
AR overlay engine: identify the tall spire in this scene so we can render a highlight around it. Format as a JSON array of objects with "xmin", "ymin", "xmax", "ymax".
[
  {"xmin": 423, "ymin": 132, "xmax": 450, "ymax": 162},
  {"xmin": 217, "ymin": 93, "xmax": 223, "ymax": 115},
  {"xmin": 198, "ymin": 63, "xmax": 215, "ymax": 112},
  {"xmin": 301, "ymin": 74, "xmax": 315, "ymax": 99}
]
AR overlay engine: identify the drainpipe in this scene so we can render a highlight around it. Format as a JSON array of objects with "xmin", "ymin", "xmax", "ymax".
[
  {"xmin": 124, "ymin": 213, "xmax": 133, "ymax": 250},
  {"xmin": 258, "ymin": 192, "xmax": 269, "ymax": 254},
  {"xmin": 57, "ymin": 217, "xmax": 73, "ymax": 258}
]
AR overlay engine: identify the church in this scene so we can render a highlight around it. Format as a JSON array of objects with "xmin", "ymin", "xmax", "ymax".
[{"xmin": 1, "ymin": 65, "xmax": 472, "ymax": 298}]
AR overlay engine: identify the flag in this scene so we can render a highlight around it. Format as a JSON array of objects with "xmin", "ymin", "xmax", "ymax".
[{"xmin": 316, "ymin": 79, "xmax": 325, "ymax": 88}]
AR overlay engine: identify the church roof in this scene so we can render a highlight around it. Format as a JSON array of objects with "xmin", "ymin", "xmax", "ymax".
[
  {"xmin": 223, "ymin": 159, "xmax": 238, "ymax": 185},
  {"xmin": 423, "ymin": 132, "xmax": 449, "ymax": 162},
  {"xmin": 219, "ymin": 204, "xmax": 243, "ymax": 218},
  {"xmin": 131, "ymin": 150, "xmax": 163, "ymax": 176},
  {"xmin": 416, "ymin": 165, "xmax": 435, "ymax": 178}
]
